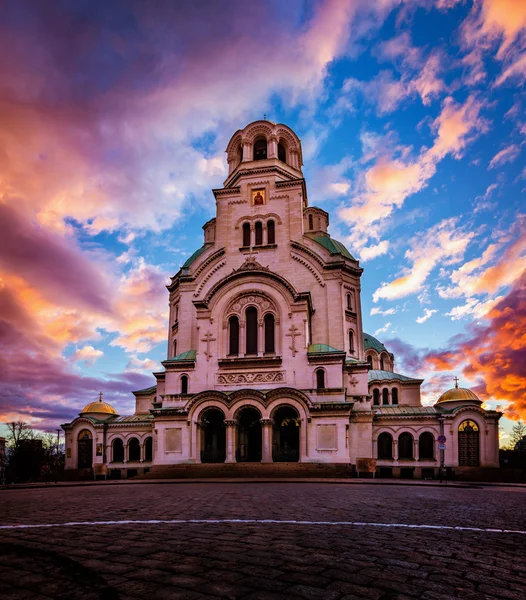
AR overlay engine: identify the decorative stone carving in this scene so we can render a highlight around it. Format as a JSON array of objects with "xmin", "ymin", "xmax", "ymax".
[
  {"xmin": 226, "ymin": 292, "xmax": 278, "ymax": 317},
  {"xmin": 217, "ymin": 371, "xmax": 285, "ymax": 385},
  {"xmin": 235, "ymin": 254, "xmax": 270, "ymax": 273},
  {"xmin": 286, "ymin": 324, "xmax": 301, "ymax": 357},
  {"xmin": 201, "ymin": 331, "xmax": 216, "ymax": 362}
]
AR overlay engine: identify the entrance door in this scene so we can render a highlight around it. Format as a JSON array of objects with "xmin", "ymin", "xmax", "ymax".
[
  {"xmin": 77, "ymin": 430, "xmax": 93, "ymax": 469},
  {"xmin": 201, "ymin": 409, "xmax": 226, "ymax": 463},
  {"xmin": 237, "ymin": 407, "xmax": 262, "ymax": 462},
  {"xmin": 458, "ymin": 420, "xmax": 480, "ymax": 466},
  {"xmin": 272, "ymin": 406, "xmax": 300, "ymax": 462}
]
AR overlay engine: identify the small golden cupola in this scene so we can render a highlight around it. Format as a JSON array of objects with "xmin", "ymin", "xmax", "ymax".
[
  {"xmin": 436, "ymin": 378, "xmax": 482, "ymax": 407},
  {"xmin": 79, "ymin": 392, "xmax": 118, "ymax": 420}
]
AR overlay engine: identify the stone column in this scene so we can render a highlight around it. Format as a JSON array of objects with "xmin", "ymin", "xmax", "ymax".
[
  {"xmin": 225, "ymin": 420, "xmax": 237, "ymax": 463},
  {"xmin": 258, "ymin": 318, "xmax": 264, "ymax": 355},
  {"xmin": 260, "ymin": 419, "xmax": 273, "ymax": 463},
  {"xmin": 268, "ymin": 135, "xmax": 278, "ymax": 159},
  {"xmin": 393, "ymin": 440, "xmax": 398, "ymax": 461},
  {"xmin": 243, "ymin": 141, "xmax": 251, "ymax": 162},
  {"xmin": 413, "ymin": 439, "xmax": 419, "ymax": 461},
  {"xmin": 240, "ymin": 321, "xmax": 246, "ymax": 355}
]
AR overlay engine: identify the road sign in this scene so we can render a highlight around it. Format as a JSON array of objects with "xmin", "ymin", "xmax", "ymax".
[
  {"xmin": 438, "ymin": 443, "xmax": 446, "ymax": 450},
  {"xmin": 438, "ymin": 435, "xmax": 446, "ymax": 443}
]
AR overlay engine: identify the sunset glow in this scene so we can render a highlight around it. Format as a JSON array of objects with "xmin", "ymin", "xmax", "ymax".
[{"xmin": 0, "ymin": 0, "xmax": 524, "ymax": 447}]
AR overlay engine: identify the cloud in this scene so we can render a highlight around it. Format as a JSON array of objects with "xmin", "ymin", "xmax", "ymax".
[
  {"xmin": 341, "ymin": 94, "xmax": 487, "ymax": 249},
  {"xmin": 445, "ymin": 295, "xmax": 503, "ymax": 320},
  {"xmin": 488, "ymin": 144, "xmax": 521, "ymax": 169},
  {"xmin": 125, "ymin": 356, "xmax": 162, "ymax": 373},
  {"xmin": 438, "ymin": 221, "xmax": 526, "ymax": 300},
  {"xmin": 373, "ymin": 217, "xmax": 474, "ymax": 302},
  {"xmin": 341, "ymin": 34, "xmax": 446, "ymax": 115},
  {"xmin": 474, "ymin": 181, "xmax": 499, "ymax": 212},
  {"xmin": 370, "ymin": 307, "xmax": 397, "ymax": 317},
  {"xmin": 460, "ymin": 0, "xmax": 526, "ymax": 86},
  {"xmin": 423, "ymin": 272, "xmax": 526, "ymax": 420},
  {"xmin": 70, "ymin": 346, "xmax": 104, "ymax": 366},
  {"xmin": 359, "ymin": 241, "xmax": 390, "ymax": 261},
  {"xmin": 416, "ymin": 308, "xmax": 438, "ymax": 323},
  {"xmin": 374, "ymin": 322, "xmax": 392, "ymax": 336}
]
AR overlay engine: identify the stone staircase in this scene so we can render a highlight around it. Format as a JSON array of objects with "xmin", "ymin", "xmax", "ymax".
[{"xmin": 134, "ymin": 462, "xmax": 353, "ymax": 480}]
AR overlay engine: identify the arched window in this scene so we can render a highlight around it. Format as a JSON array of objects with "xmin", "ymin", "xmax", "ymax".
[
  {"xmin": 382, "ymin": 388, "xmax": 389, "ymax": 405},
  {"xmin": 229, "ymin": 316, "xmax": 239, "ymax": 355},
  {"xmin": 144, "ymin": 437, "xmax": 153, "ymax": 462},
  {"xmin": 419, "ymin": 432, "xmax": 434, "ymax": 459},
  {"xmin": 255, "ymin": 221, "xmax": 263, "ymax": 246},
  {"xmin": 112, "ymin": 438, "xmax": 124, "ymax": 462},
  {"xmin": 278, "ymin": 142, "xmax": 286, "ymax": 163},
  {"xmin": 392, "ymin": 388, "xmax": 398, "ymax": 405},
  {"xmin": 373, "ymin": 389, "xmax": 380, "ymax": 405},
  {"xmin": 173, "ymin": 339, "xmax": 177, "ymax": 358},
  {"xmin": 380, "ymin": 356, "xmax": 385, "ymax": 370},
  {"xmin": 398, "ymin": 432, "xmax": 414, "ymax": 459},
  {"xmin": 264, "ymin": 314, "xmax": 275, "ymax": 353},
  {"xmin": 237, "ymin": 144, "xmax": 243, "ymax": 166},
  {"xmin": 242, "ymin": 222, "xmax": 251, "ymax": 247},
  {"xmin": 128, "ymin": 437, "xmax": 141, "ymax": 462},
  {"xmin": 378, "ymin": 432, "xmax": 393, "ymax": 459},
  {"xmin": 267, "ymin": 219, "xmax": 275, "ymax": 244},
  {"xmin": 367, "ymin": 355, "xmax": 373, "ymax": 367},
  {"xmin": 175, "ymin": 304, "xmax": 179, "ymax": 321},
  {"xmin": 346, "ymin": 293, "xmax": 352, "ymax": 310},
  {"xmin": 181, "ymin": 375, "xmax": 188, "ymax": 394},
  {"xmin": 316, "ymin": 369, "xmax": 325, "ymax": 389},
  {"xmin": 246, "ymin": 307, "xmax": 258, "ymax": 355},
  {"xmin": 253, "ymin": 138, "xmax": 267, "ymax": 160},
  {"xmin": 348, "ymin": 330, "xmax": 354, "ymax": 353},
  {"xmin": 308, "ymin": 214, "xmax": 313, "ymax": 231}
]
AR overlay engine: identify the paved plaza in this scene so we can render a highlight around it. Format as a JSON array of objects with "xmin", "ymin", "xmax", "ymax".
[{"xmin": 1, "ymin": 482, "xmax": 525, "ymax": 600}]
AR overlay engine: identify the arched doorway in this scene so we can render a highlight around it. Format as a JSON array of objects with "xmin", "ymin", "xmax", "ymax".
[
  {"xmin": 201, "ymin": 408, "xmax": 226, "ymax": 463},
  {"xmin": 144, "ymin": 437, "xmax": 153, "ymax": 462},
  {"xmin": 458, "ymin": 420, "xmax": 480, "ymax": 466},
  {"xmin": 236, "ymin": 407, "xmax": 262, "ymax": 462},
  {"xmin": 77, "ymin": 430, "xmax": 93, "ymax": 469},
  {"xmin": 272, "ymin": 406, "xmax": 300, "ymax": 462}
]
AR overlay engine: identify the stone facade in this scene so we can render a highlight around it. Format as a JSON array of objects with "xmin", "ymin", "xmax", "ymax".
[{"xmin": 63, "ymin": 120, "xmax": 501, "ymax": 478}]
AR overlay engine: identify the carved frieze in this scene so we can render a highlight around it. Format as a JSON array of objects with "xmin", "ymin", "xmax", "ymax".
[{"xmin": 217, "ymin": 371, "xmax": 285, "ymax": 385}]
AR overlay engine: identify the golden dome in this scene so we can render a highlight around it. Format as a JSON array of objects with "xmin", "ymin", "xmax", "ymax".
[
  {"xmin": 436, "ymin": 386, "xmax": 480, "ymax": 404},
  {"xmin": 80, "ymin": 393, "xmax": 118, "ymax": 417}
]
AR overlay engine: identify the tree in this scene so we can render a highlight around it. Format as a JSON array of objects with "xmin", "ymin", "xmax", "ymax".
[
  {"xmin": 6, "ymin": 421, "xmax": 35, "ymax": 450},
  {"xmin": 510, "ymin": 421, "xmax": 526, "ymax": 451}
]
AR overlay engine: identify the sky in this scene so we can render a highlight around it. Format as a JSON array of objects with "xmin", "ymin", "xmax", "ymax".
[{"xmin": 0, "ymin": 0, "xmax": 524, "ymax": 447}]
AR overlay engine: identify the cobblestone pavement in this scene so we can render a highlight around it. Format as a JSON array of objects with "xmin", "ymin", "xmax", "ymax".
[{"xmin": 1, "ymin": 483, "xmax": 525, "ymax": 600}]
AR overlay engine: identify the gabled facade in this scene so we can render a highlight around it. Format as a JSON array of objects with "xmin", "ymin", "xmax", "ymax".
[{"xmin": 63, "ymin": 120, "xmax": 501, "ymax": 478}]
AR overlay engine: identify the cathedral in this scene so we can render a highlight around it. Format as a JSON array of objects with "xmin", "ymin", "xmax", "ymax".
[{"xmin": 63, "ymin": 120, "xmax": 501, "ymax": 479}]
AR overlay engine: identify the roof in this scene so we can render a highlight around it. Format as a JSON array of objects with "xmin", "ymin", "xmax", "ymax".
[
  {"xmin": 80, "ymin": 400, "xmax": 118, "ymax": 417},
  {"xmin": 182, "ymin": 245, "xmax": 207, "ymax": 269},
  {"xmin": 311, "ymin": 235, "xmax": 355, "ymax": 260},
  {"xmin": 437, "ymin": 386, "xmax": 480, "ymax": 404},
  {"xmin": 132, "ymin": 385, "xmax": 157, "ymax": 395},
  {"xmin": 111, "ymin": 414, "xmax": 154, "ymax": 423},
  {"xmin": 164, "ymin": 350, "xmax": 197, "ymax": 362},
  {"xmin": 368, "ymin": 369, "xmax": 423, "ymax": 383},
  {"xmin": 375, "ymin": 406, "xmax": 438, "ymax": 415},
  {"xmin": 308, "ymin": 344, "xmax": 344, "ymax": 354},
  {"xmin": 363, "ymin": 333, "xmax": 388, "ymax": 353}
]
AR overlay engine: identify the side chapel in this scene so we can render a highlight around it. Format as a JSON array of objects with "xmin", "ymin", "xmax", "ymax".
[{"xmin": 63, "ymin": 120, "xmax": 501, "ymax": 478}]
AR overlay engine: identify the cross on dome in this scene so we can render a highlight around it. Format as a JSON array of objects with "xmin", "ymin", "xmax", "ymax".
[
  {"xmin": 98, "ymin": 391, "xmax": 103, "ymax": 401},
  {"xmin": 453, "ymin": 376, "xmax": 459, "ymax": 388}
]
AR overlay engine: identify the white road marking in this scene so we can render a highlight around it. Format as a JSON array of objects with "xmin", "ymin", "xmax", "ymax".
[{"xmin": 0, "ymin": 519, "xmax": 524, "ymax": 535}]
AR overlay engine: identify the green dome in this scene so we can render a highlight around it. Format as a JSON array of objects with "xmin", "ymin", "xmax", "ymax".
[
  {"xmin": 311, "ymin": 235, "xmax": 355, "ymax": 260},
  {"xmin": 363, "ymin": 332, "xmax": 388, "ymax": 353}
]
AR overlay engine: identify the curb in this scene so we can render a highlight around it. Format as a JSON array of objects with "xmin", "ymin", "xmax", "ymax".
[{"xmin": 2, "ymin": 478, "xmax": 525, "ymax": 491}]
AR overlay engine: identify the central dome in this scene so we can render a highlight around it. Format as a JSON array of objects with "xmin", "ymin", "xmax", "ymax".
[{"xmin": 436, "ymin": 387, "xmax": 480, "ymax": 404}]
